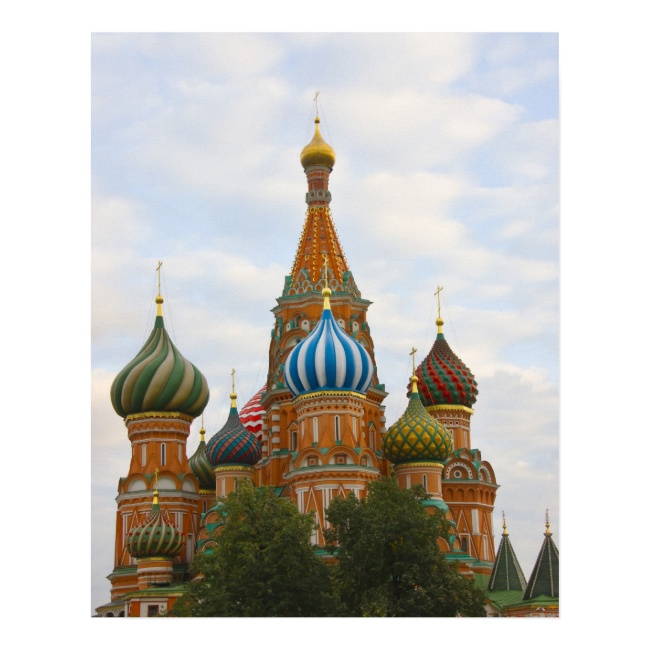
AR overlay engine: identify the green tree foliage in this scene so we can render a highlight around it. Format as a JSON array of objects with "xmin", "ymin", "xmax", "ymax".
[
  {"xmin": 324, "ymin": 478, "xmax": 487, "ymax": 617},
  {"xmin": 168, "ymin": 481, "xmax": 332, "ymax": 617}
]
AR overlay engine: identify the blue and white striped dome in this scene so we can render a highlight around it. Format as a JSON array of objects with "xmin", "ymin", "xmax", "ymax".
[{"xmin": 284, "ymin": 292, "xmax": 374, "ymax": 397}]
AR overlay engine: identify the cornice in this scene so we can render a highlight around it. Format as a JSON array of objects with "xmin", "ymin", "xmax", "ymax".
[
  {"xmin": 284, "ymin": 464, "xmax": 380, "ymax": 481},
  {"xmin": 426, "ymin": 404, "xmax": 475, "ymax": 415},
  {"xmin": 125, "ymin": 411, "xmax": 194, "ymax": 424},
  {"xmin": 292, "ymin": 390, "xmax": 367, "ymax": 405}
]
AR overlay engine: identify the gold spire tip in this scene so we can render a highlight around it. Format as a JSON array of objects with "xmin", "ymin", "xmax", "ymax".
[
  {"xmin": 434, "ymin": 285, "xmax": 444, "ymax": 333},
  {"xmin": 155, "ymin": 261, "xmax": 164, "ymax": 316},
  {"xmin": 230, "ymin": 369, "xmax": 237, "ymax": 407},
  {"xmin": 322, "ymin": 254, "xmax": 332, "ymax": 307},
  {"xmin": 502, "ymin": 511, "xmax": 507, "ymax": 534},
  {"xmin": 545, "ymin": 509, "xmax": 551, "ymax": 534}
]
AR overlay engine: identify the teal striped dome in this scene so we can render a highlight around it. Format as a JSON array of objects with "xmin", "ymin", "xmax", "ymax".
[
  {"xmin": 189, "ymin": 427, "xmax": 216, "ymax": 490},
  {"xmin": 111, "ymin": 313, "xmax": 210, "ymax": 419}
]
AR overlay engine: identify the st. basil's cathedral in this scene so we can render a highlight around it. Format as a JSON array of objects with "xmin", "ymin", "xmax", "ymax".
[{"xmin": 95, "ymin": 115, "xmax": 559, "ymax": 618}]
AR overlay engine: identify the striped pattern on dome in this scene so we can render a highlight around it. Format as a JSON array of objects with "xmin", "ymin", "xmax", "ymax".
[
  {"xmin": 206, "ymin": 407, "xmax": 262, "ymax": 467},
  {"xmin": 126, "ymin": 499, "xmax": 185, "ymax": 559},
  {"xmin": 111, "ymin": 315, "xmax": 210, "ymax": 419},
  {"xmin": 383, "ymin": 384, "xmax": 452, "ymax": 464},
  {"xmin": 188, "ymin": 439, "xmax": 215, "ymax": 490},
  {"xmin": 240, "ymin": 384, "xmax": 266, "ymax": 441},
  {"xmin": 284, "ymin": 306, "xmax": 373, "ymax": 397},
  {"xmin": 414, "ymin": 333, "xmax": 478, "ymax": 408}
]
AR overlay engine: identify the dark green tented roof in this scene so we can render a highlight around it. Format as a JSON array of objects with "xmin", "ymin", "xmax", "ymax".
[
  {"xmin": 488, "ymin": 532, "xmax": 527, "ymax": 592},
  {"xmin": 524, "ymin": 532, "xmax": 559, "ymax": 600}
]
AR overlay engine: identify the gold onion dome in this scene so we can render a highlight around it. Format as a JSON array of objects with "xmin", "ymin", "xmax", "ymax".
[
  {"xmin": 110, "ymin": 291, "xmax": 210, "ymax": 419},
  {"xmin": 300, "ymin": 116, "xmax": 336, "ymax": 169},
  {"xmin": 383, "ymin": 374, "xmax": 453, "ymax": 464}
]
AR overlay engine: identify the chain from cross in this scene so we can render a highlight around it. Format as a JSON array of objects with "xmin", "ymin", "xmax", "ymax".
[
  {"xmin": 434, "ymin": 285, "xmax": 443, "ymax": 319},
  {"xmin": 409, "ymin": 346, "xmax": 418, "ymax": 374},
  {"xmin": 156, "ymin": 261, "xmax": 163, "ymax": 295}
]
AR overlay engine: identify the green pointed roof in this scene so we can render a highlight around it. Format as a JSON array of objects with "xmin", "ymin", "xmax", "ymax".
[
  {"xmin": 488, "ymin": 528, "xmax": 527, "ymax": 592},
  {"xmin": 523, "ymin": 528, "xmax": 559, "ymax": 600},
  {"xmin": 188, "ymin": 426, "xmax": 216, "ymax": 490}
]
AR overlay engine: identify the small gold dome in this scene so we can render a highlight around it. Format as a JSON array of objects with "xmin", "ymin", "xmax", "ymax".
[{"xmin": 300, "ymin": 116, "xmax": 336, "ymax": 169}]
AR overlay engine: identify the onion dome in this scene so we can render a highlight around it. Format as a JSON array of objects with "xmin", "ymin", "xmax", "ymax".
[
  {"xmin": 188, "ymin": 417, "xmax": 216, "ymax": 490},
  {"xmin": 383, "ymin": 373, "xmax": 452, "ymax": 464},
  {"xmin": 110, "ymin": 289, "xmax": 210, "ymax": 419},
  {"xmin": 126, "ymin": 486, "xmax": 185, "ymax": 559},
  {"xmin": 413, "ymin": 317, "xmax": 478, "ymax": 408},
  {"xmin": 240, "ymin": 383, "xmax": 266, "ymax": 441},
  {"xmin": 206, "ymin": 386, "xmax": 262, "ymax": 467},
  {"xmin": 300, "ymin": 116, "xmax": 336, "ymax": 169},
  {"xmin": 284, "ymin": 281, "xmax": 374, "ymax": 397}
]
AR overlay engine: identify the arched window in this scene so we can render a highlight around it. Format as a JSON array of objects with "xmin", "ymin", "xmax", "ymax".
[
  {"xmin": 142, "ymin": 444, "xmax": 146, "ymax": 466},
  {"xmin": 161, "ymin": 443, "xmax": 166, "ymax": 467},
  {"xmin": 221, "ymin": 477, "xmax": 226, "ymax": 497},
  {"xmin": 178, "ymin": 443, "xmax": 182, "ymax": 462},
  {"xmin": 406, "ymin": 475, "xmax": 411, "ymax": 489},
  {"xmin": 291, "ymin": 430, "xmax": 297, "ymax": 451},
  {"xmin": 313, "ymin": 417, "xmax": 318, "ymax": 444},
  {"xmin": 286, "ymin": 322, "xmax": 292, "ymax": 331},
  {"xmin": 352, "ymin": 320, "xmax": 360, "ymax": 332},
  {"xmin": 338, "ymin": 318, "xmax": 345, "ymax": 329},
  {"xmin": 234, "ymin": 478, "xmax": 239, "ymax": 490},
  {"xmin": 422, "ymin": 474, "xmax": 428, "ymax": 492},
  {"xmin": 352, "ymin": 417, "xmax": 357, "ymax": 443},
  {"xmin": 301, "ymin": 319, "xmax": 310, "ymax": 332},
  {"xmin": 370, "ymin": 430, "xmax": 375, "ymax": 450},
  {"xmin": 334, "ymin": 416, "xmax": 340, "ymax": 441},
  {"xmin": 461, "ymin": 537, "xmax": 468, "ymax": 552}
]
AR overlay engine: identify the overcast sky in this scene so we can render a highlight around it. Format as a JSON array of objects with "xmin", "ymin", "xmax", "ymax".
[{"xmin": 91, "ymin": 32, "xmax": 558, "ymax": 612}]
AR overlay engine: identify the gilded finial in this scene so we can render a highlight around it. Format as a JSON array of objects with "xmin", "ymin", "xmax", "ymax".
[
  {"xmin": 409, "ymin": 347, "xmax": 418, "ymax": 393},
  {"xmin": 153, "ymin": 467, "xmax": 159, "ymax": 505},
  {"xmin": 434, "ymin": 285, "xmax": 444, "ymax": 333},
  {"xmin": 502, "ymin": 511, "xmax": 507, "ymax": 535},
  {"xmin": 322, "ymin": 254, "xmax": 331, "ymax": 309},
  {"xmin": 545, "ymin": 509, "xmax": 551, "ymax": 534},
  {"xmin": 155, "ymin": 261, "xmax": 164, "ymax": 317},
  {"xmin": 230, "ymin": 368, "xmax": 237, "ymax": 408},
  {"xmin": 200, "ymin": 413, "xmax": 205, "ymax": 442}
]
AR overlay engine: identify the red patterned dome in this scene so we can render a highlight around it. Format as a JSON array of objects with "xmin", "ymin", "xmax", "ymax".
[
  {"xmin": 412, "ymin": 319, "xmax": 478, "ymax": 408},
  {"xmin": 240, "ymin": 384, "xmax": 266, "ymax": 441}
]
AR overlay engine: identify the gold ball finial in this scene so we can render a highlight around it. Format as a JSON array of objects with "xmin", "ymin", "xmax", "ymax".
[{"xmin": 315, "ymin": 115, "xmax": 320, "ymax": 124}]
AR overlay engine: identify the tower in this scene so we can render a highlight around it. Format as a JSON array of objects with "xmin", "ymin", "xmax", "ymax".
[
  {"xmin": 258, "ymin": 114, "xmax": 389, "ymax": 497},
  {"xmin": 107, "ymin": 271, "xmax": 209, "ymax": 611},
  {"xmin": 413, "ymin": 292, "xmax": 498, "ymax": 565}
]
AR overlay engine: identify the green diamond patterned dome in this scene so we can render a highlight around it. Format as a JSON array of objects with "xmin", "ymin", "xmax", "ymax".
[
  {"xmin": 383, "ymin": 376, "xmax": 452, "ymax": 464},
  {"xmin": 110, "ymin": 299, "xmax": 210, "ymax": 419}
]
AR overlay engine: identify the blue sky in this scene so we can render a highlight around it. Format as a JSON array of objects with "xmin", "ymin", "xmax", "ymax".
[{"xmin": 91, "ymin": 33, "xmax": 558, "ymax": 612}]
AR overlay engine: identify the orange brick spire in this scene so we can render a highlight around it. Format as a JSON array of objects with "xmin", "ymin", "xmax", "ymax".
[{"xmin": 290, "ymin": 115, "xmax": 350, "ymax": 286}]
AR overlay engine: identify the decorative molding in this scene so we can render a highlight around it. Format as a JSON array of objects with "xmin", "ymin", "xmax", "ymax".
[
  {"xmin": 394, "ymin": 462, "xmax": 444, "ymax": 470},
  {"xmin": 125, "ymin": 411, "xmax": 194, "ymax": 423},
  {"xmin": 292, "ymin": 390, "xmax": 367, "ymax": 404},
  {"xmin": 426, "ymin": 405, "xmax": 474, "ymax": 415}
]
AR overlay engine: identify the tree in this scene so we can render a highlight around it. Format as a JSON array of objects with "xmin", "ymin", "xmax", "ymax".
[
  {"xmin": 324, "ymin": 478, "xmax": 487, "ymax": 617},
  {"xmin": 168, "ymin": 481, "xmax": 332, "ymax": 617}
]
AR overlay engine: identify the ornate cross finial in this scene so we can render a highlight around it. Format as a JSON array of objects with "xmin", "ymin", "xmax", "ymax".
[
  {"xmin": 502, "ymin": 511, "xmax": 507, "ymax": 534},
  {"xmin": 322, "ymin": 253, "xmax": 329, "ymax": 288},
  {"xmin": 545, "ymin": 509, "xmax": 550, "ymax": 534},
  {"xmin": 410, "ymin": 346, "xmax": 418, "ymax": 374},
  {"xmin": 314, "ymin": 90, "xmax": 320, "ymax": 116},
  {"xmin": 156, "ymin": 261, "xmax": 163, "ymax": 295},
  {"xmin": 231, "ymin": 368, "xmax": 236, "ymax": 393},
  {"xmin": 154, "ymin": 467, "xmax": 159, "ymax": 490},
  {"xmin": 434, "ymin": 285, "xmax": 443, "ymax": 319}
]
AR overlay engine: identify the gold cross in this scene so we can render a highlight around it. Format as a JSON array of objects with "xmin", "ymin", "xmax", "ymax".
[
  {"xmin": 156, "ymin": 261, "xmax": 163, "ymax": 295},
  {"xmin": 545, "ymin": 508, "xmax": 550, "ymax": 533},
  {"xmin": 154, "ymin": 467, "xmax": 159, "ymax": 490},
  {"xmin": 434, "ymin": 285, "xmax": 443, "ymax": 319},
  {"xmin": 410, "ymin": 346, "xmax": 417, "ymax": 374},
  {"xmin": 231, "ymin": 368, "xmax": 236, "ymax": 393}
]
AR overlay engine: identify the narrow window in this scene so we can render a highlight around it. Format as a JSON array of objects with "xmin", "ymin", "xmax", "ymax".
[
  {"xmin": 142, "ymin": 444, "xmax": 146, "ymax": 466},
  {"xmin": 370, "ymin": 431, "xmax": 375, "ymax": 450},
  {"xmin": 234, "ymin": 478, "xmax": 239, "ymax": 490},
  {"xmin": 422, "ymin": 474, "xmax": 428, "ymax": 492},
  {"xmin": 313, "ymin": 417, "xmax": 318, "ymax": 444},
  {"xmin": 461, "ymin": 537, "xmax": 468, "ymax": 552},
  {"xmin": 187, "ymin": 534, "xmax": 195, "ymax": 563},
  {"xmin": 291, "ymin": 430, "xmax": 297, "ymax": 451},
  {"xmin": 335, "ymin": 416, "xmax": 340, "ymax": 441},
  {"xmin": 352, "ymin": 417, "xmax": 357, "ymax": 443},
  {"xmin": 221, "ymin": 477, "xmax": 225, "ymax": 496},
  {"xmin": 178, "ymin": 443, "xmax": 182, "ymax": 462},
  {"xmin": 406, "ymin": 475, "xmax": 411, "ymax": 489},
  {"xmin": 161, "ymin": 443, "xmax": 166, "ymax": 467}
]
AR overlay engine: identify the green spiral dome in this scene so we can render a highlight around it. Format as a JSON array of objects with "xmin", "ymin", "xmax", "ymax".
[
  {"xmin": 126, "ymin": 493, "xmax": 185, "ymax": 559},
  {"xmin": 383, "ymin": 377, "xmax": 452, "ymax": 464},
  {"xmin": 110, "ymin": 313, "xmax": 210, "ymax": 419},
  {"xmin": 189, "ymin": 427, "xmax": 216, "ymax": 490}
]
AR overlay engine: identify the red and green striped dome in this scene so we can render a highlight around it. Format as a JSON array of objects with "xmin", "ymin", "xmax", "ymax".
[
  {"xmin": 414, "ymin": 321, "xmax": 478, "ymax": 408},
  {"xmin": 110, "ymin": 312, "xmax": 210, "ymax": 419},
  {"xmin": 126, "ymin": 492, "xmax": 185, "ymax": 559},
  {"xmin": 206, "ymin": 400, "xmax": 262, "ymax": 467}
]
